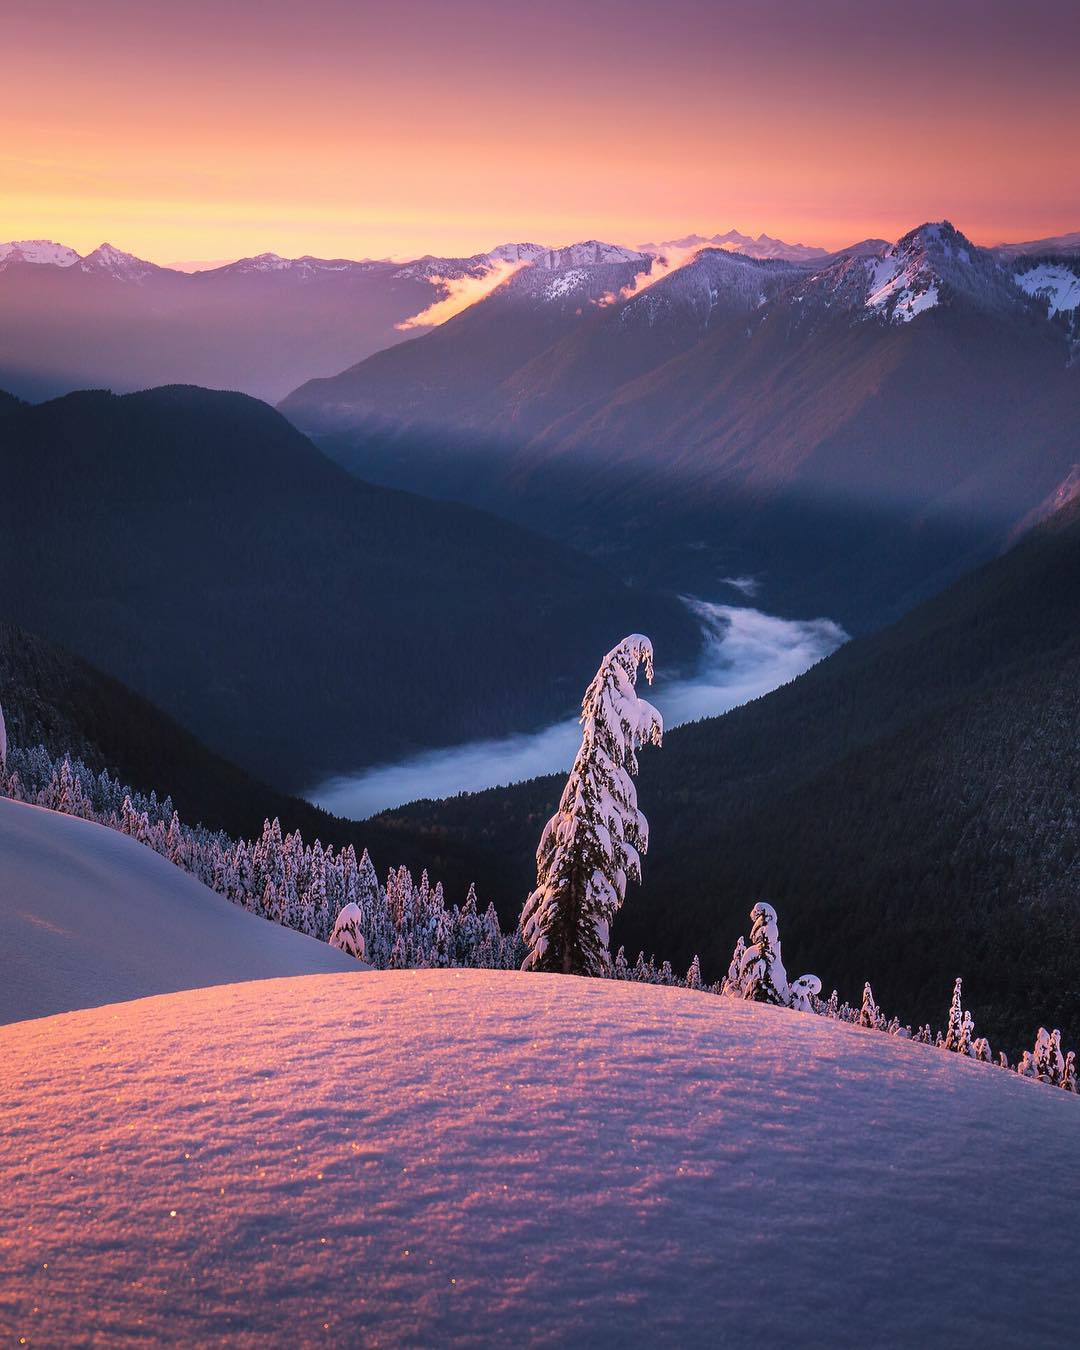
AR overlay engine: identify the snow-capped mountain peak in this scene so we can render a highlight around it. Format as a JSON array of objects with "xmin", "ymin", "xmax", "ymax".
[
  {"xmin": 0, "ymin": 239, "xmax": 81, "ymax": 270},
  {"xmin": 243, "ymin": 251, "xmax": 289, "ymax": 270},
  {"xmin": 863, "ymin": 221, "xmax": 967, "ymax": 320},
  {"xmin": 533, "ymin": 240, "xmax": 647, "ymax": 271},
  {"xmin": 484, "ymin": 242, "xmax": 549, "ymax": 265},
  {"xmin": 639, "ymin": 229, "xmax": 828, "ymax": 264},
  {"xmin": 78, "ymin": 243, "xmax": 161, "ymax": 281},
  {"xmin": 781, "ymin": 220, "xmax": 1028, "ymax": 330}
]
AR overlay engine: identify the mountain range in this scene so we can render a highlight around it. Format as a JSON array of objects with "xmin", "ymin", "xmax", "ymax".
[
  {"xmin": 282, "ymin": 221, "xmax": 1080, "ymax": 629},
  {"xmin": 0, "ymin": 239, "xmax": 558, "ymax": 403}
]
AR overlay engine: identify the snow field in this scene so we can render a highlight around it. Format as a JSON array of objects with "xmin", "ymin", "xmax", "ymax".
[
  {"xmin": 1, "ymin": 969, "xmax": 1076, "ymax": 1347},
  {"xmin": 0, "ymin": 797, "xmax": 357, "ymax": 1024}
]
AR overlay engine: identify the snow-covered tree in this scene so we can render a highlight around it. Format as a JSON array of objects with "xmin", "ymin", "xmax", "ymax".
[
  {"xmin": 789, "ymin": 973, "xmax": 822, "ymax": 1014},
  {"xmin": 721, "ymin": 936, "xmax": 747, "ymax": 997},
  {"xmin": 0, "ymin": 692, "xmax": 7, "ymax": 773},
  {"xmin": 329, "ymin": 902, "xmax": 366, "ymax": 961},
  {"xmin": 685, "ymin": 955, "xmax": 703, "ymax": 991},
  {"xmin": 520, "ymin": 635, "xmax": 662, "ymax": 976},
  {"xmin": 1019, "ymin": 1027, "xmax": 1066, "ymax": 1086},
  {"xmin": 858, "ymin": 982, "xmax": 881, "ymax": 1029},
  {"xmin": 944, "ymin": 978, "xmax": 967, "ymax": 1053},
  {"xmin": 739, "ymin": 902, "xmax": 789, "ymax": 1005}
]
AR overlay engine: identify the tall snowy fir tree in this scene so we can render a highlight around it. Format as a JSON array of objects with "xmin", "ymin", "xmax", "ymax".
[
  {"xmin": 0, "ymin": 693, "xmax": 7, "ymax": 773},
  {"xmin": 520, "ymin": 635, "xmax": 662, "ymax": 976},
  {"xmin": 740, "ymin": 902, "xmax": 790, "ymax": 1005}
]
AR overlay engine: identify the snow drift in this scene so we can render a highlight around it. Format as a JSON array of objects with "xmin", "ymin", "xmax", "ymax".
[
  {"xmin": 1, "ymin": 970, "xmax": 1075, "ymax": 1345},
  {"xmin": 0, "ymin": 797, "xmax": 356, "ymax": 1023}
]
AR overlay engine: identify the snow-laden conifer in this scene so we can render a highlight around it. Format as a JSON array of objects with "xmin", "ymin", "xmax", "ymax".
[
  {"xmin": 944, "ymin": 978, "xmax": 966, "ymax": 1052},
  {"xmin": 329, "ymin": 902, "xmax": 366, "ymax": 961},
  {"xmin": 859, "ymin": 982, "xmax": 881, "ymax": 1029},
  {"xmin": 721, "ymin": 936, "xmax": 747, "ymax": 997},
  {"xmin": 520, "ymin": 635, "xmax": 662, "ymax": 976},
  {"xmin": 0, "ymin": 693, "xmax": 7, "ymax": 772},
  {"xmin": 1020, "ymin": 1027, "xmax": 1066, "ymax": 1085},
  {"xmin": 789, "ymin": 973, "xmax": 822, "ymax": 1014},
  {"xmin": 739, "ymin": 902, "xmax": 790, "ymax": 1005}
]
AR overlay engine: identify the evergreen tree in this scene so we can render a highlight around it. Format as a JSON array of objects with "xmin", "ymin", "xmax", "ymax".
[
  {"xmin": 1021, "ymin": 1027, "xmax": 1066, "ymax": 1085},
  {"xmin": 166, "ymin": 812, "xmax": 184, "ymax": 867},
  {"xmin": 329, "ymin": 902, "xmax": 366, "ymax": 961},
  {"xmin": 739, "ymin": 902, "xmax": 789, "ymax": 1005},
  {"xmin": 789, "ymin": 973, "xmax": 822, "ymax": 1014},
  {"xmin": 456, "ymin": 883, "xmax": 481, "ymax": 966},
  {"xmin": 722, "ymin": 937, "xmax": 747, "ymax": 997},
  {"xmin": 944, "ymin": 978, "xmax": 965, "ymax": 1052},
  {"xmin": 520, "ymin": 635, "xmax": 662, "ymax": 976},
  {"xmin": 859, "ymin": 982, "xmax": 880, "ymax": 1029},
  {"xmin": 0, "ymin": 692, "xmax": 6, "ymax": 773},
  {"xmin": 685, "ymin": 955, "xmax": 703, "ymax": 991}
]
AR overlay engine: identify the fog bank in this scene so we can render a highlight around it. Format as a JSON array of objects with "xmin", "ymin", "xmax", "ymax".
[{"xmin": 310, "ymin": 602, "xmax": 846, "ymax": 819}]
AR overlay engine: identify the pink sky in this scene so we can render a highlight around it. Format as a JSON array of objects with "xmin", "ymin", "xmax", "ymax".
[{"xmin": 2, "ymin": 0, "xmax": 1078, "ymax": 262}]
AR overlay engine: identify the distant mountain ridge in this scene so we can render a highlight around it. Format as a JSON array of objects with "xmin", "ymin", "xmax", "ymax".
[
  {"xmin": 638, "ymin": 228, "xmax": 828, "ymax": 262},
  {"xmin": 0, "ymin": 237, "xmax": 576, "ymax": 402},
  {"xmin": 283, "ymin": 220, "xmax": 1080, "ymax": 630}
]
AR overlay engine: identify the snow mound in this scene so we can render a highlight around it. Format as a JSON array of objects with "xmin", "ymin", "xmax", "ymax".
[
  {"xmin": 0, "ymin": 798, "xmax": 356, "ymax": 1024},
  {"xmin": 1, "ymin": 970, "xmax": 1075, "ymax": 1346}
]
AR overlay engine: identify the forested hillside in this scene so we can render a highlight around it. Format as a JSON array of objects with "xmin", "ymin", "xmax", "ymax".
[
  {"xmin": 376, "ymin": 501, "xmax": 1080, "ymax": 1053},
  {"xmin": 0, "ymin": 385, "xmax": 698, "ymax": 788},
  {"xmin": 0, "ymin": 620, "xmax": 475, "ymax": 883}
]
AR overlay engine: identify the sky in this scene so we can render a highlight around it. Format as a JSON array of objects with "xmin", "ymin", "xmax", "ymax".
[{"xmin": 3, "ymin": 0, "xmax": 1079, "ymax": 263}]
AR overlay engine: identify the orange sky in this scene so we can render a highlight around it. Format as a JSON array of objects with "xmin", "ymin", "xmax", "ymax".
[{"xmin": 3, "ymin": 0, "xmax": 1078, "ymax": 262}]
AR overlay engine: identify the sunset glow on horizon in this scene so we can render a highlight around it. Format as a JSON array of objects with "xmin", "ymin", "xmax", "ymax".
[{"xmin": 3, "ymin": 0, "xmax": 1079, "ymax": 263}]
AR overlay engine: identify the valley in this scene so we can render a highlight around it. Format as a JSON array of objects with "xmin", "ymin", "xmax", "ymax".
[
  {"xmin": 310, "ymin": 602, "xmax": 846, "ymax": 817},
  {"xmin": 3, "ymin": 105, "xmax": 1080, "ymax": 1344}
]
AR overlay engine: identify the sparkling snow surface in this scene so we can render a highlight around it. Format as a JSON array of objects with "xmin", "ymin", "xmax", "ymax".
[
  {"xmin": 0, "ymin": 798, "xmax": 355, "ymax": 1024},
  {"xmin": 0, "ymin": 971, "xmax": 1075, "ymax": 1347}
]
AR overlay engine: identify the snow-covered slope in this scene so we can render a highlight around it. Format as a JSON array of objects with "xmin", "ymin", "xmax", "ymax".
[
  {"xmin": 0, "ymin": 797, "xmax": 356, "ymax": 1024},
  {"xmin": 617, "ymin": 247, "xmax": 800, "ymax": 331},
  {"xmin": 1013, "ymin": 260, "xmax": 1080, "ymax": 317},
  {"xmin": 0, "ymin": 970, "xmax": 1073, "ymax": 1346}
]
